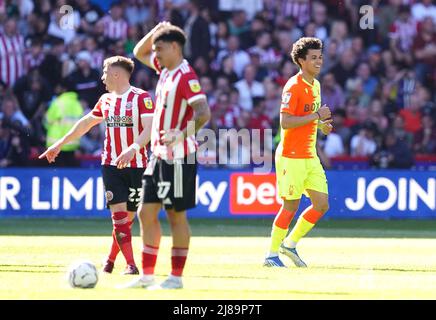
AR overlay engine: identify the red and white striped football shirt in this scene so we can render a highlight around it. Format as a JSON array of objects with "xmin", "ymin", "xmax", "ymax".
[
  {"xmin": 149, "ymin": 54, "xmax": 207, "ymax": 160},
  {"xmin": 0, "ymin": 34, "xmax": 25, "ymax": 87},
  {"xmin": 91, "ymin": 86, "xmax": 155, "ymax": 168}
]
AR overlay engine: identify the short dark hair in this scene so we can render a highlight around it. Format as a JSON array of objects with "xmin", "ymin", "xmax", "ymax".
[
  {"xmin": 152, "ymin": 25, "xmax": 186, "ymax": 48},
  {"xmin": 290, "ymin": 37, "xmax": 323, "ymax": 68},
  {"xmin": 103, "ymin": 56, "xmax": 135, "ymax": 75}
]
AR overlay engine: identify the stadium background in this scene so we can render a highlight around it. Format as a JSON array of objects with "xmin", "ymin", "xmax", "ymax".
[{"xmin": 0, "ymin": 0, "xmax": 436, "ymax": 301}]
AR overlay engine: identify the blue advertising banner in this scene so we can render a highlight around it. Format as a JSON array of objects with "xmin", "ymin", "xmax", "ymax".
[{"xmin": 0, "ymin": 168, "xmax": 434, "ymax": 219}]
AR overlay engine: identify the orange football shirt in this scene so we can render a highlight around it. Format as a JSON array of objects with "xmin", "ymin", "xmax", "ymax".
[{"xmin": 277, "ymin": 73, "xmax": 321, "ymax": 159}]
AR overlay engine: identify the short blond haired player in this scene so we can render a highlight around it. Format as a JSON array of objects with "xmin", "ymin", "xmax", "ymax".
[{"xmin": 264, "ymin": 37, "xmax": 332, "ymax": 267}]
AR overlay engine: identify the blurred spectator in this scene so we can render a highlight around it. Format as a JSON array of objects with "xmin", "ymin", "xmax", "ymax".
[
  {"xmin": 321, "ymin": 72, "xmax": 345, "ymax": 111},
  {"xmin": 391, "ymin": 114, "xmax": 414, "ymax": 148},
  {"xmin": 215, "ymin": 35, "xmax": 250, "ymax": 78},
  {"xmin": 219, "ymin": 0, "xmax": 263, "ymax": 21},
  {"xmin": 199, "ymin": 76, "xmax": 216, "ymax": 106},
  {"xmin": 47, "ymin": 0, "xmax": 79, "ymax": 44},
  {"xmin": 413, "ymin": 114, "xmax": 436, "ymax": 154},
  {"xmin": 367, "ymin": 45, "xmax": 384, "ymax": 78},
  {"xmin": 331, "ymin": 48, "xmax": 356, "ymax": 88},
  {"xmin": 263, "ymin": 79, "xmax": 280, "ymax": 122},
  {"xmin": 367, "ymin": 99, "xmax": 389, "ymax": 133},
  {"xmin": 0, "ymin": 123, "xmax": 30, "ymax": 168},
  {"xmin": 350, "ymin": 36, "xmax": 366, "ymax": 64},
  {"xmin": 76, "ymin": 0, "xmax": 104, "ymax": 34},
  {"xmin": 184, "ymin": 0, "xmax": 211, "ymax": 63},
  {"xmin": 325, "ymin": 20, "xmax": 349, "ymax": 54},
  {"xmin": 80, "ymin": 125, "xmax": 103, "ymax": 156},
  {"xmin": 24, "ymin": 37, "xmax": 45, "ymax": 71},
  {"xmin": 64, "ymin": 51, "xmax": 105, "ymax": 109},
  {"xmin": 350, "ymin": 124, "xmax": 377, "ymax": 157},
  {"xmin": 412, "ymin": 17, "xmax": 436, "ymax": 87},
  {"xmin": 248, "ymin": 31, "xmax": 281, "ymax": 69},
  {"xmin": 399, "ymin": 93, "xmax": 423, "ymax": 135},
  {"xmin": 278, "ymin": 0, "xmax": 310, "ymax": 28},
  {"xmin": 311, "ymin": 1, "xmax": 328, "ymax": 41},
  {"xmin": 13, "ymin": 69, "xmax": 52, "ymax": 146},
  {"xmin": 84, "ymin": 37, "xmax": 105, "ymax": 70},
  {"xmin": 100, "ymin": 2, "xmax": 128, "ymax": 41},
  {"xmin": 319, "ymin": 130, "xmax": 345, "ymax": 159},
  {"xmin": 210, "ymin": 91, "xmax": 239, "ymax": 131},
  {"xmin": 211, "ymin": 21, "xmax": 229, "ymax": 54},
  {"xmin": 275, "ymin": 60, "xmax": 297, "ymax": 87},
  {"xmin": 92, "ymin": 19, "xmax": 113, "ymax": 50},
  {"xmin": 371, "ymin": 130, "xmax": 414, "ymax": 169},
  {"xmin": 227, "ymin": 10, "xmax": 250, "ymax": 39},
  {"xmin": 39, "ymin": 37, "xmax": 66, "ymax": 90},
  {"xmin": 396, "ymin": 69, "xmax": 418, "ymax": 110},
  {"xmin": 44, "ymin": 85, "xmax": 84, "ymax": 167},
  {"xmin": 247, "ymin": 51, "xmax": 269, "ymax": 82},
  {"xmin": 0, "ymin": 18, "xmax": 26, "ymax": 87},
  {"xmin": 63, "ymin": 37, "xmax": 85, "ymax": 77},
  {"xmin": 352, "ymin": 62, "xmax": 378, "ymax": 100},
  {"xmin": 0, "ymin": 95, "xmax": 31, "ymax": 130},
  {"xmin": 124, "ymin": 25, "xmax": 141, "ymax": 56},
  {"xmin": 214, "ymin": 55, "xmax": 238, "ymax": 84},
  {"xmin": 388, "ymin": 5, "xmax": 418, "ymax": 67},
  {"xmin": 124, "ymin": 0, "xmax": 152, "ymax": 27},
  {"xmin": 411, "ymin": 0, "xmax": 436, "ymax": 23},
  {"xmin": 193, "ymin": 56, "xmax": 212, "ymax": 78},
  {"xmin": 320, "ymin": 39, "xmax": 339, "ymax": 76},
  {"xmin": 234, "ymin": 64, "xmax": 265, "ymax": 111},
  {"xmin": 331, "ymin": 108, "xmax": 351, "ymax": 154},
  {"xmin": 377, "ymin": 0, "xmax": 401, "ymax": 43}
]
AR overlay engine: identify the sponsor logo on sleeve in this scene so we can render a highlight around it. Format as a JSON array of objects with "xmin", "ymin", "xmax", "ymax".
[
  {"xmin": 144, "ymin": 97, "xmax": 153, "ymax": 109},
  {"xmin": 188, "ymin": 79, "xmax": 201, "ymax": 93}
]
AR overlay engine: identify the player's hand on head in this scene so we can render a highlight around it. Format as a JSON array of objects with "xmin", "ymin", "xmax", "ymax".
[
  {"xmin": 318, "ymin": 104, "xmax": 331, "ymax": 120},
  {"xmin": 155, "ymin": 21, "xmax": 171, "ymax": 31}
]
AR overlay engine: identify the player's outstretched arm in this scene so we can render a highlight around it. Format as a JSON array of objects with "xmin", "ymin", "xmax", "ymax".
[
  {"xmin": 281, "ymin": 104, "xmax": 331, "ymax": 129},
  {"xmin": 133, "ymin": 21, "xmax": 171, "ymax": 68},
  {"xmin": 39, "ymin": 113, "xmax": 102, "ymax": 163}
]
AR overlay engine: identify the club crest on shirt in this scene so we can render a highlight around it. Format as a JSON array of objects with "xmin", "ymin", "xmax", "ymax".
[
  {"xmin": 282, "ymin": 92, "xmax": 291, "ymax": 104},
  {"xmin": 106, "ymin": 191, "xmax": 113, "ymax": 202},
  {"xmin": 144, "ymin": 97, "xmax": 153, "ymax": 109},
  {"xmin": 188, "ymin": 79, "xmax": 201, "ymax": 93},
  {"xmin": 125, "ymin": 102, "xmax": 132, "ymax": 110}
]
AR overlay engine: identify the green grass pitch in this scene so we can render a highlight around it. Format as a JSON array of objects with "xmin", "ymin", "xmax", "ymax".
[{"xmin": 1, "ymin": 218, "xmax": 436, "ymax": 299}]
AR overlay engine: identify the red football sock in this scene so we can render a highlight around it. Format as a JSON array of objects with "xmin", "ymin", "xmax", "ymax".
[
  {"xmin": 142, "ymin": 245, "xmax": 159, "ymax": 275},
  {"xmin": 112, "ymin": 211, "xmax": 135, "ymax": 266},
  {"xmin": 171, "ymin": 247, "xmax": 188, "ymax": 277},
  {"xmin": 108, "ymin": 229, "xmax": 120, "ymax": 262}
]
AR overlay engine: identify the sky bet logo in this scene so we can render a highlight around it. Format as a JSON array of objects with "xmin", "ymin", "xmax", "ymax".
[{"xmin": 106, "ymin": 115, "xmax": 133, "ymax": 127}]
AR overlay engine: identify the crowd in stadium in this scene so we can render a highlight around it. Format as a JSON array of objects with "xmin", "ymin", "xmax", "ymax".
[{"xmin": 0, "ymin": 0, "xmax": 435, "ymax": 169}]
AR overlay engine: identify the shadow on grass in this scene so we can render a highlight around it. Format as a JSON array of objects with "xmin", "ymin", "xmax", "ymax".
[{"xmin": 1, "ymin": 218, "xmax": 436, "ymax": 238}]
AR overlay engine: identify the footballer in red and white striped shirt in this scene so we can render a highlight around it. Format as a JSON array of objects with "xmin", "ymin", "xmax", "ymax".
[
  {"xmin": 91, "ymin": 85, "xmax": 153, "ymax": 168},
  {"xmin": 148, "ymin": 52, "xmax": 206, "ymax": 160},
  {"xmin": 40, "ymin": 56, "xmax": 155, "ymax": 276},
  {"xmin": 126, "ymin": 22, "xmax": 211, "ymax": 290}
]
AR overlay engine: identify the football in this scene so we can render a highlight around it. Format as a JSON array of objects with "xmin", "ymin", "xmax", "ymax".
[{"xmin": 67, "ymin": 261, "xmax": 98, "ymax": 289}]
